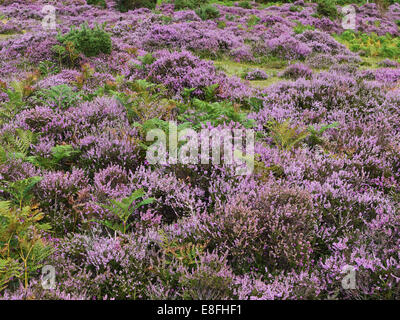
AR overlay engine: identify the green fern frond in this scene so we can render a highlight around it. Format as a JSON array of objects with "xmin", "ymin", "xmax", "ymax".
[
  {"xmin": 0, "ymin": 258, "xmax": 23, "ymax": 292},
  {"xmin": 266, "ymin": 119, "xmax": 309, "ymax": 151},
  {"xmin": 0, "ymin": 201, "xmax": 11, "ymax": 216}
]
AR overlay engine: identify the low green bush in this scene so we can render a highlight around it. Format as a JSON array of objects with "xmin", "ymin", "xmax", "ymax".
[
  {"xmin": 336, "ymin": 30, "xmax": 400, "ymax": 59},
  {"xmin": 115, "ymin": 0, "xmax": 157, "ymax": 12},
  {"xmin": 316, "ymin": 0, "xmax": 339, "ymax": 20},
  {"xmin": 57, "ymin": 23, "xmax": 112, "ymax": 57},
  {"xmin": 168, "ymin": 0, "xmax": 209, "ymax": 10},
  {"xmin": 196, "ymin": 5, "xmax": 220, "ymax": 21},
  {"xmin": 87, "ymin": 0, "xmax": 106, "ymax": 8}
]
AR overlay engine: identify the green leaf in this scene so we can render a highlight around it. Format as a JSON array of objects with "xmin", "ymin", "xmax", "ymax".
[
  {"xmin": 0, "ymin": 146, "xmax": 6, "ymax": 164},
  {"xmin": 135, "ymin": 197, "xmax": 155, "ymax": 209},
  {"xmin": 91, "ymin": 219, "xmax": 124, "ymax": 233}
]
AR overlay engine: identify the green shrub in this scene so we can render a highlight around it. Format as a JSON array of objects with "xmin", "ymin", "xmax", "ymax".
[
  {"xmin": 57, "ymin": 23, "xmax": 112, "ymax": 57},
  {"xmin": 38, "ymin": 61, "xmax": 59, "ymax": 77},
  {"xmin": 0, "ymin": 200, "xmax": 52, "ymax": 290},
  {"xmin": 293, "ymin": 22, "xmax": 315, "ymax": 34},
  {"xmin": 336, "ymin": 31, "xmax": 400, "ymax": 59},
  {"xmin": 87, "ymin": 0, "xmax": 106, "ymax": 8},
  {"xmin": 93, "ymin": 189, "xmax": 155, "ymax": 234},
  {"xmin": 171, "ymin": 0, "xmax": 209, "ymax": 10},
  {"xmin": 289, "ymin": 5, "xmax": 302, "ymax": 12},
  {"xmin": 195, "ymin": 5, "xmax": 220, "ymax": 21},
  {"xmin": 31, "ymin": 85, "xmax": 81, "ymax": 110},
  {"xmin": 238, "ymin": 1, "xmax": 252, "ymax": 9},
  {"xmin": 316, "ymin": 0, "xmax": 339, "ymax": 20},
  {"xmin": 51, "ymin": 43, "xmax": 80, "ymax": 68},
  {"xmin": 217, "ymin": 20, "xmax": 227, "ymax": 29},
  {"xmin": 178, "ymin": 98, "xmax": 254, "ymax": 131},
  {"xmin": 115, "ymin": 0, "xmax": 157, "ymax": 12},
  {"xmin": 247, "ymin": 15, "xmax": 260, "ymax": 27},
  {"xmin": 266, "ymin": 119, "xmax": 309, "ymax": 151}
]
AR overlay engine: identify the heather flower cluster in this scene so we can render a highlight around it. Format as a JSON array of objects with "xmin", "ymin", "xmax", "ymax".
[
  {"xmin": 1, "ymin": 0, "xmax": 400, "ymax": 301},
  {"xmin": 243, "ymin": 69, "xmax": 269, "ymax": 81}
]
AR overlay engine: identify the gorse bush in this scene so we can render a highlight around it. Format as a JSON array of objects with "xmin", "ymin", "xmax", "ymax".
[{"xmin": 57, "ymin": 23, "xmax": 112, "ymax": 57}]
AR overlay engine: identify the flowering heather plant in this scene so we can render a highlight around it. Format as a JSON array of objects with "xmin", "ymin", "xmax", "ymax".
[
  {"xmin": 378, "ymin": 59, "xmax": 400, "ymax": 68},
  {"xmin": 141, "ymin": 21, "xmax": 244, "ymax": 58},
  {"xmin": 243, "ymin": 69, "xmax": 268, "ymax": 81},
  {"xmin": 279, "ymin": 63, "xmax": 313, "ymax": 80},
  {"xmin": 146, "ymin": 50, "xmax": 219, "ymax": 97},
  {"xmin": 263, "ymin": 34, "xmax": 312, "ymax": 60},
  {"xmin": 305, "ymin": 53, "xmax": 338, "ymax": 69},
  {"xmin": 199, "ymin": 182, "xmax": 316, "ymax": 273},
  {"xmin": 2, "ymin": 0, "xmax": 400, "ymax": 301},
  {"xmin": 35, "ymin": 70, "xmax": 81, "ymax": 89},
  {"xmin": 0, "ymin": 20, "xmax": 22, "ymax": 34}
]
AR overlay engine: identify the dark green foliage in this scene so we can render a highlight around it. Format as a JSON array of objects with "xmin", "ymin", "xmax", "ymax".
[
  {"xmin": 87, "ymin": 0, "xmax": 106, "ymax": 7},
  {"xmin": 0, "ymin": 85, "xmax": 25, "ymax": 125},
  {"xmin": 307, "ymin": 122, "xmax": 339, "ymax": 148},
  {"xmin": 178, "ymin": 99, "xmax": 254, "ymax": 130},
  {"xmin": 0, "ymin": 201, "xmax": 52, "ymax": 291},
  {"xmin": 57, "ymin": 23, "xmax": 112, "ymax": 57},
  {"xmin": 289, "ymin": 5, "xmax": 302, "ymax": 12},
  {"xmin": 336, "ymin": 31, "xmax": 400, "ymax": 58},
  {"xmin": 195, "ymin": 5, "xmax": 220, "ymax": 21},
  {"xmin": 170, "ymin": 0, "xmax": 209, "ymax": 10},
  {"xmin": 139, "ymin": 53, "xmax": 156, "ymax": 66},
  {"xmin": 265, "ymin": 119, "xmax": 309, "ymax": 151},
  {"xmin": 6, "ymin": 177, "xmax": 43, "ymax": 208},
  {"xmin": 38, "ymin": 61, "xmax": 60, "ymax": 77},
  {"xmin": 27, "ymin": 145, "xmax": 80, "ymax": 169},
  {"xmin": 1, "ymin": 129, "xmax": 36, "ymax": 161},
  {"xmin": 242, "ymin": 97, "xmax": 264, "ymax": 112},
  {"xmin": 115, "ymin": 0, "xmax": 157, "ymax": 12},
  {"xmin": 293, "ymin": 21, "xmax": 315, "ymax": 34},
  {"xmin": 31, "ymin": 85, "xmax": 81, "ymax": 110},
  {"xmin": 51, "ymin": 43, "xmax": 80, "ymax": 68},
  {"xmin": 27, "ymin": 145, "xmax": 81, "ymax": 170},
  {"xmin": 134, "ymin": 118, "xmax": 191, "ymax": 150},
  {"xmin": 247, "ymin": 14, "xmax": 260, "ymax": 27},
  {"xmin": 316, "ymin": 0, "xmax": 339, "ymax": 20},
  {"xmin": 238, "ymin": 1, "xmax": 252, "ymax": 9},
  {"xmin": 94, "ymin": 189, "xmax": 155, "ymax": 234}
]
